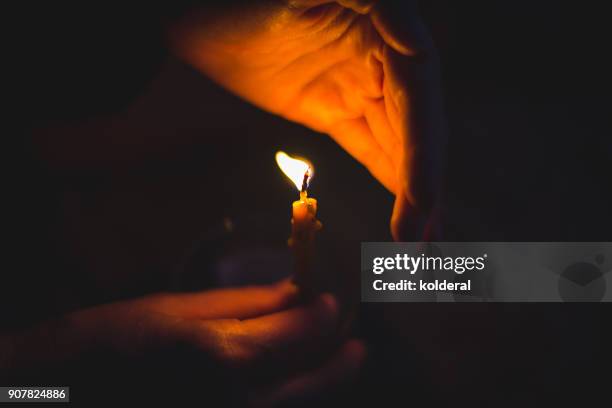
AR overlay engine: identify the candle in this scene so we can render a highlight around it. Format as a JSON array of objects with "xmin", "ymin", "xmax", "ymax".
[{"xmin": 276, "ymin": 151, "xmax": 322, "ymax": 297}]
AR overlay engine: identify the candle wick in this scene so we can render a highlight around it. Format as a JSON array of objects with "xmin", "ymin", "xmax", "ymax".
[{"xmin": 300, "ymin": 170, "xmax": 309, "ymax": 193}]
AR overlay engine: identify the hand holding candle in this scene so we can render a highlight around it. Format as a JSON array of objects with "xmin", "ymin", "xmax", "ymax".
[{"xmin": 276, "ymin": 151, "xmax": 322, "ymax": 298}]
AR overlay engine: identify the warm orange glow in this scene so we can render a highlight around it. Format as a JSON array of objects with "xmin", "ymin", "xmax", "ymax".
[{"xmin": 275, "ymin": 151, "xmax": 314, "ymax": 191}]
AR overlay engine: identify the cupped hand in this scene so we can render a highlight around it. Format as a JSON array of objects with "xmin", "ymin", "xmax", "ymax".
[
  {"xmin": 170, "ymin": 0, "xmax": 446, "ymax": 240},
  {"xmin": 7, "ymin": 280, "xmax": 364, "ymax": 406}
]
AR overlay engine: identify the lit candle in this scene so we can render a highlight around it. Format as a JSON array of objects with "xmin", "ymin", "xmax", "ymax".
[{"xmin": 276, "ymin": 151, "xmax": 322, "ymax": 297}]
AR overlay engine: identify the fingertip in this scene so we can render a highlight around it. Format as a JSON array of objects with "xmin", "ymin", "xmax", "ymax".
[
  {"xmin": 370, "ymin": 3, "xmax": 430, "ymax": 57},
  {"xmin": 276, "ymin": 278, "xmax": 299, "ymax": 295},
  {"xmin": 273, "ymin": 279, "xmax": 300, "ymax": 308},
  {"xmin": 390, "ymin": 187, "xmax": 402, "ymax": 240},
  {"xmin": 390, "ymin": 188, "xmax": 409, "ymax": 241},
  {"xmin": 338, "ymin": 0, "xmax": 375, "ymax": 15},
  {"xmin": 390, "ymin": 192, "xmax": 427, "ymax": 242}
]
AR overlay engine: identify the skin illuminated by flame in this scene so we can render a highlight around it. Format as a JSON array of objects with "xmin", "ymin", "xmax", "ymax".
[
  {"xmin": 170, "ymin": 2, "xmax": 445, "ymax": 240},
  {"xmin": 276, "ymin": 151, "xmax": 314, "ymax": 191}
]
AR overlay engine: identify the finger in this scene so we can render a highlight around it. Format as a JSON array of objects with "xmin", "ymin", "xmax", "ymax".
[
  {"xmin": 329, "ymin": 117, "xmax": 397, "ymax": 192},
  {"xmin": 198, "ymin": 293, "xmax": 340, "ymax": 373},
  {"xmin": 337, "ymin": 0, "xmax": 375, "ymax": 14},
  {"xmin": 240, "ymin": 293, "xmax": 339, "ymax": 353},
  {"xmin": 370, "ymin": 1, "xmax": 430, "ymax": 56},
  {"xmin": 363, "ymin": 98, "xmax": 401, "ymax": 169},
  {"xmin": 146, "ymin": 279, "xmax": 299, "ymax": 320},
  {"xmin": 249, "ymin": 339, "xmax": 366, "ymax": 408},
  {"xmin": 289, "ymin": 1, "xmax": 375, "ymax": 15},
  {"xmin": 391, "ymin": 189, "xmax": 426, "ymax": 242},
  {"xmin": 382, "ymin": 44, "xmax": 446, "ymax": 239}
]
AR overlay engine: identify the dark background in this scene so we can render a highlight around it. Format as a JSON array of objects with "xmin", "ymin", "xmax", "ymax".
[{"xmin": 6, "ymin": 1, "xmax": 612, "ymax": 406}]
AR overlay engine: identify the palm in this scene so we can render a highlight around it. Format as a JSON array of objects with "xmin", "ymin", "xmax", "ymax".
[{"xmin": 171, "ymin": 0, "xmax": 444, "ymax": 238}]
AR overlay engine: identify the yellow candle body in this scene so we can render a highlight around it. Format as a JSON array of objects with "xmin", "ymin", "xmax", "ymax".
[{"xmin": 289, "ymin": 191, "xmax": 322, "ymax": 297}]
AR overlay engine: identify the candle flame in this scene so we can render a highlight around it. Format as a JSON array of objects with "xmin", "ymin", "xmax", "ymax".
[{"xmin": 275, "ymin": 151, "xmax": 314, "ymax": 191}]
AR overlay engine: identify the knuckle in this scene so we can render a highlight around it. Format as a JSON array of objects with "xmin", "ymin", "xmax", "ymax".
[{"xmin": 199, "ymin": 320, "xmax": 257, "ymax": 370}]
